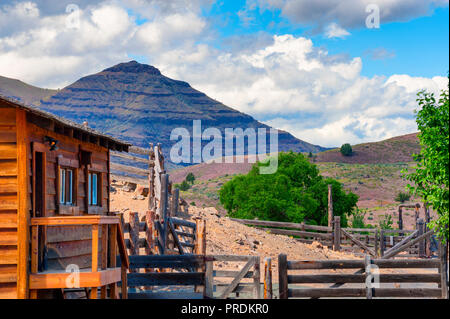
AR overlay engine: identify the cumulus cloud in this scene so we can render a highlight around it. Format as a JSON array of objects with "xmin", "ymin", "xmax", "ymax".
[
  {"xmin": 257, "ymin": 0, "xmax": 448, "ymax": 32},
  {"xmin": 324, "ymin": 23, "xmax": 350, "ymax": 38},
  {"xmin": 0, "ymin": 0, "xmax": 448, "ymax": 148},
  {"xmin": 157, "ymin": 35, "xmax": 447, "ymax": 147}
]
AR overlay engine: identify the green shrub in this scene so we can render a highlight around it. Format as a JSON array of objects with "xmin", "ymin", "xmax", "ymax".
[
  {"xmin": 186, "ymin": 172, "xmax": 196, "ymax": 184},
  {"xmin": 179, "ymin": 180, "xmax": 190, "ymax": 191},
  {"xmin": 219, "ymin": 152, "xmax": 358, "ymax": 226},
  {"xmin": 190, "ymin": 201, "xmax": 196, "ymax": 206},
  {"xmin": 351, "ymin": 208, "xmax": 367, "ymax": 229},
  {"xmin": 395, "ymin": 192, "xmax": 410, "ymax": 203},
  {"xmin": 340, "ymin": 144, "xmax": 353, "ymax": 156},
  {"xmin": 379, "ymin": 214, "xmax": 394, "ymax": 230}
]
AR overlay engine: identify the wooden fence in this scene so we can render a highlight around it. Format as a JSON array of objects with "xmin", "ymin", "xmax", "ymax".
[
  {"xmin": 276, "ymin": 244, "xmax": 448, "ymax": 299},
  {"xmin": 231, "ymin": 217, "xmax": 430, "ymax": 259}
]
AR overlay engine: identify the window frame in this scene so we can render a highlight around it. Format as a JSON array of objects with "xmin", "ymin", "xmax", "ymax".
[{"xmin": 56, "ymin": 155, "xmax": 79, "ymax": 215}]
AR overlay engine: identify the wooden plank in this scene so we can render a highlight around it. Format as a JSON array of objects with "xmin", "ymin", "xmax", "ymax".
[
  {"xmin": 0, "ymin": 194, "xmax": 17, "ymax": 210},
  {"xmin": 0, "ymin": 144, "xmax": 17, "ymax": 160},
  {"xmin": 288, "ymin": 273, "xmax": 440, "ymax": 284},
  {"xmin": 341, "ymin": 229, "xmax": 377, "ymax": 257},
  {"xmin": 110, "ymin": 163, "xmax": 149, "ymax": 177},
  {"xmin": 0, "ymin": 246, "xmax": 17, "ymax": 264},
  {"xmin": 262, "ymin": 227, "xmax": 332, "ymax": 239},
  {"xmin": 219, "ymin": 258, "xmax": 255, "ymax": 299},
  {"xmin": 92, "ymin": 225, "xmax": 99, "ymax": 272},
  {"xmin": 110, "ymin": 151, "xmax": 151, "ymax": 164},
  {"xmin": 204, "ymin": 261, "xmax": 213, "ymax": 298},
  {"xmin": 0, "ymin": 108, "xmax": 16, "ymax": 125},
  {"xmin": 230, "ymin": 218, "xmax": 331, "ymax": 232},
  {"xmin": 278, "ymin": 254, "xmax": 288, "ymax": 299},
  {"xmin": 0, "ymin": 229, "xmax": 17, "ymax": 245},
  {"xmin": 0, "ymin": 265, "xmax": 17, "ymax": 283},
  {"xmin": 0, "ymin": 283, "xmax": 17, "ymax": 299},
  {"xmin": 31, "ymin": 215, "xmax": 120, "ymax": 226},
  {"xmin": 0, "ymin": 131, "xmax": 16, "ymax": 143},
  {"xmin": 288, "ymin": 260, "xmax": 365, "ymax": 270},
  {"xmin": 128, "ymin": 146, "xmax": 152, "ymax": 156},
  {"xmin": 171, "ymin": 217, "xmax": 196, "ymax": 229},
  {"xmin": 127, "ymin": 272, "xmax": 205, "ymax": 287},
  {"xmin": 0, "ymin": 160, "xmax": 17, "ymax": 176},
  {"xmin": 128, "ymin": 255, "xmax": 206, "ymax": 269},
  {"xmin": 253, "ymin": 256, "xmax": 261, "ymax": 299},
  {"xmin": 373, "ymin": 288, "xmax": 442, "ymax": 298},
  {"xmin": 0, "ymin": 211, "xmax": 17, "ymax": 228},
  {"xmin": 0, "ymin": 177, "xmax": 17, "ymax": 193},
  {"xmin": 29, "ymin": 268, "xmax": 121, "ymax": 289},
  {"xmin": 289, "ymin": 288, "xmax": 365, "ymax": 298},
  {"xmin": 382, "ymin": 230, "xmax": 434, "ymax": 259},
  {"xmin": 15, "ymin": 109, "xmax": 27, "ymax": 299}
]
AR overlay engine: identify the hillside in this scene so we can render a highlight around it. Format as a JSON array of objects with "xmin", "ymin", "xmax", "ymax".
[
  {"xmin": 0, "ymin": 75, "xmax": 57, "ymax": 105},
  {"xmin": 314, "ymin": 133, "xmax": 420, "ymax": 164},
  {"xmin": 6, "ymin": 61, "xmax": 326, "ymax": 159}
]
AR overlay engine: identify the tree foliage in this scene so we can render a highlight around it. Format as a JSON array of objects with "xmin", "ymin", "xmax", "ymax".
[
  {"xmin": 405, "ymin": 81, "xmax": 449, "ymax": 241},
  {"xmin": 340, "ymin": 143, "xmax": 353, "ymax": 156},
  {"xmin": 219, "ymin": 152, "xmax": 358, "ymax": 226},
  {"xmin": 186, "ymin": 172, "xmax": 195, "ymax": 184}
]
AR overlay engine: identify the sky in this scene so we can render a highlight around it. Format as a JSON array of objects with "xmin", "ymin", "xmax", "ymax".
[{"xmin": 0, "ymin": 0, "xmax": 448, "ymax": 147}]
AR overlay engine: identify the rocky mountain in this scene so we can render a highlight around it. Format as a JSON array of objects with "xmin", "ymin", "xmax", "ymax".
[
  {"xmin": 2, "ymin": 61, "xmax": 327, "ymax": 163},
  {"xmin": 0, "ymin": 75, "xmax": 57, "ymax": 105}
]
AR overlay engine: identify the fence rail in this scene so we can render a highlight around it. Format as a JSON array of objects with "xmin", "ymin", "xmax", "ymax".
[{"xmin": 277, "ymin": 246, "xmax": 448, "ymax": 299}]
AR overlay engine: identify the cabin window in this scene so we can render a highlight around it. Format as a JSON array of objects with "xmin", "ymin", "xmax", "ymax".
[
  {"xmin": 59, "ymin": 167, "xmax": 75, "ymax": 205},
  {"xmin": 88, "ymin": 172, "xmax": 102, "ymax": 206}
]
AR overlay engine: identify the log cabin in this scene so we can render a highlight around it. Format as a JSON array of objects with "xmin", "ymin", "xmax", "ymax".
[{"xmin": 0, "ymin": 95, "xmax": 130, "ymax": 299}]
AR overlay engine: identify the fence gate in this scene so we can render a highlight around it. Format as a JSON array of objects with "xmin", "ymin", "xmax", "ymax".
[{"xmin": 205, "ymin": 255, "xmax": 261, "ymax": 299}]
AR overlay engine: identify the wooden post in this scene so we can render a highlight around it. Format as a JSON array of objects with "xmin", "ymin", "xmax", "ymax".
[
  {"xmin": 278, "ymin": 254, "xmax": 288, "ymax": 299},
  {"xmin": 161, "ymin": 174, "xmax": 169, "ymax": 254},
  {"xmin": 204, "ymin": 260, "xmax": 214, "ymax": 298},
  {"xmin": 30, "ymin": 225, "xmax": 39, "ymax": 299},
  {"xmin": 398, "ymin": 207, "xmax": 403, "ymax": 231},
  {"xmin": 264, "ymin": 258, "xmax": 273, "ymax": 299},
  {"xmin": 333, "ymin": 216, "xmax": 341, "ymax": 252},
  {"xmin": 380, "ymin": 229, "xmax": 385, "ymax": 257},
  {"xmin": 100, "ymin": 224, "xmax": 108, "ymax": 299},
  {"xmin": 417, "ymin": 218, "xmax": 425, "ymax": 258},
  {"xmin": 439, "ymin": 242, "xmax": 448, "ymax": 299},
  {"xmin": 129, "ymin": 212, "xmax": 139, "ymax": 256},
  {"xmin": 170, "ymin": 188, "xmax": 180, "ymax": 217},
  {"xmin": 253, "ymin": 256, "xmax": 261, "ymax": 299},
  {"xmin": 414, "ymin": 203, "xmax": 420, "ymax": 225},
  {"xmin": 328, "ymin": 184, "xmax": 333, "ymax": 228},
  {"xmin": 375, "ymin": 229, "xmax": 379, "ymax": 257},
  {"xmin": 108, "ymin": 224, "xmax": 118, "ymax": 299},
  {"xmin": 90, "ymin": 224, "xmax": 99, "ymax": 299},
  {"xmin": 365, "ymin": 255, "xmax": 373, "ymax": 299}
]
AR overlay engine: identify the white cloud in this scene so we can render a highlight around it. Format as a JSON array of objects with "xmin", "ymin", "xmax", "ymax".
[
  {"xmin": 0, "ymin": 1, "xmax": 448, "ymax": 148},
  {"xmin": 325, "ymin": 23, "xmax": 350, "ymax": 38},
  {"xmin": 257, "ymin": 0, "xmax": 448, "ymax": 32}
]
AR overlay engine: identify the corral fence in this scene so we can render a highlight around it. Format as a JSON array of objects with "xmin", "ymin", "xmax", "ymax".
[
  {"xmin": 231, "ymin": 216, "xmax": 434, "ymax": 259},
  {"xmin": 275, "ymin": 243, "xmax": 448, "ymax": 299}
]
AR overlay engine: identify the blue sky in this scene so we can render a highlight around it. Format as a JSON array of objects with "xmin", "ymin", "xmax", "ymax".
[{"xmin": 0, "ymin": 0, "xmax": 448, "ymax": 147}]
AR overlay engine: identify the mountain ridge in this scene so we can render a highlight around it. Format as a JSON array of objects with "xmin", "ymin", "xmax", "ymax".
[{"xmin": 1, "ymin": 61, "xmax": 327, "ymax": 162}]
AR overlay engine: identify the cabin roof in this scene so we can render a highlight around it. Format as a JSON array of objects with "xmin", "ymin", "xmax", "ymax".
[{"xmin": 0, "ymin": 94, "xmax": 130, "ymax": 152}]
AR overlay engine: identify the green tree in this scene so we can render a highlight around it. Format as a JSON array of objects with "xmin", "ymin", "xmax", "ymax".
[
  {"xmin": 219, "ymin": 152, "xmax": 358, "ymax": 226},
  {"xmin": 405, "ymin": 82, "xmax": 449, "ymax": 241},
  {"xmin": 340, "ymin": 143, "xmax": 353, "ymax": 156},
  {"xmin": 379, "ymin": 214, "xmax": 394, "ymax": 230},
  {"xmin": 186, "ymin": 172, "xmax": 195, "ymax": 184}
]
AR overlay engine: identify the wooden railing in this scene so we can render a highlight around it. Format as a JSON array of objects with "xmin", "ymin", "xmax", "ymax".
[
  {"xmin": 277, "ymin": 249, "xmax": 448, "ymax": 299},
  {"xmin": 231, "ymin": 217, "xmax": 430, "ymax": 258},
  {"xmin": 29, "ymin": 216, "xmax": 129, "ymax": 299}
]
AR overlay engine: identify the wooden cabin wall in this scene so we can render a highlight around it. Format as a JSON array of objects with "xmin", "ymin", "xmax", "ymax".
[
  {"xmin": 0, "ymin": 106, "xmax": 18, "ymax": 299},
  {"xmin": 26, "ymin": 122, "xmax": 110, "ymax": 271}
]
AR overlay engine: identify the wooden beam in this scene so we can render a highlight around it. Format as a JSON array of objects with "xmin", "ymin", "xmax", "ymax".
[{"xmin": 16, "ymin": 109, "xmax": 29, "ymax": 299}]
